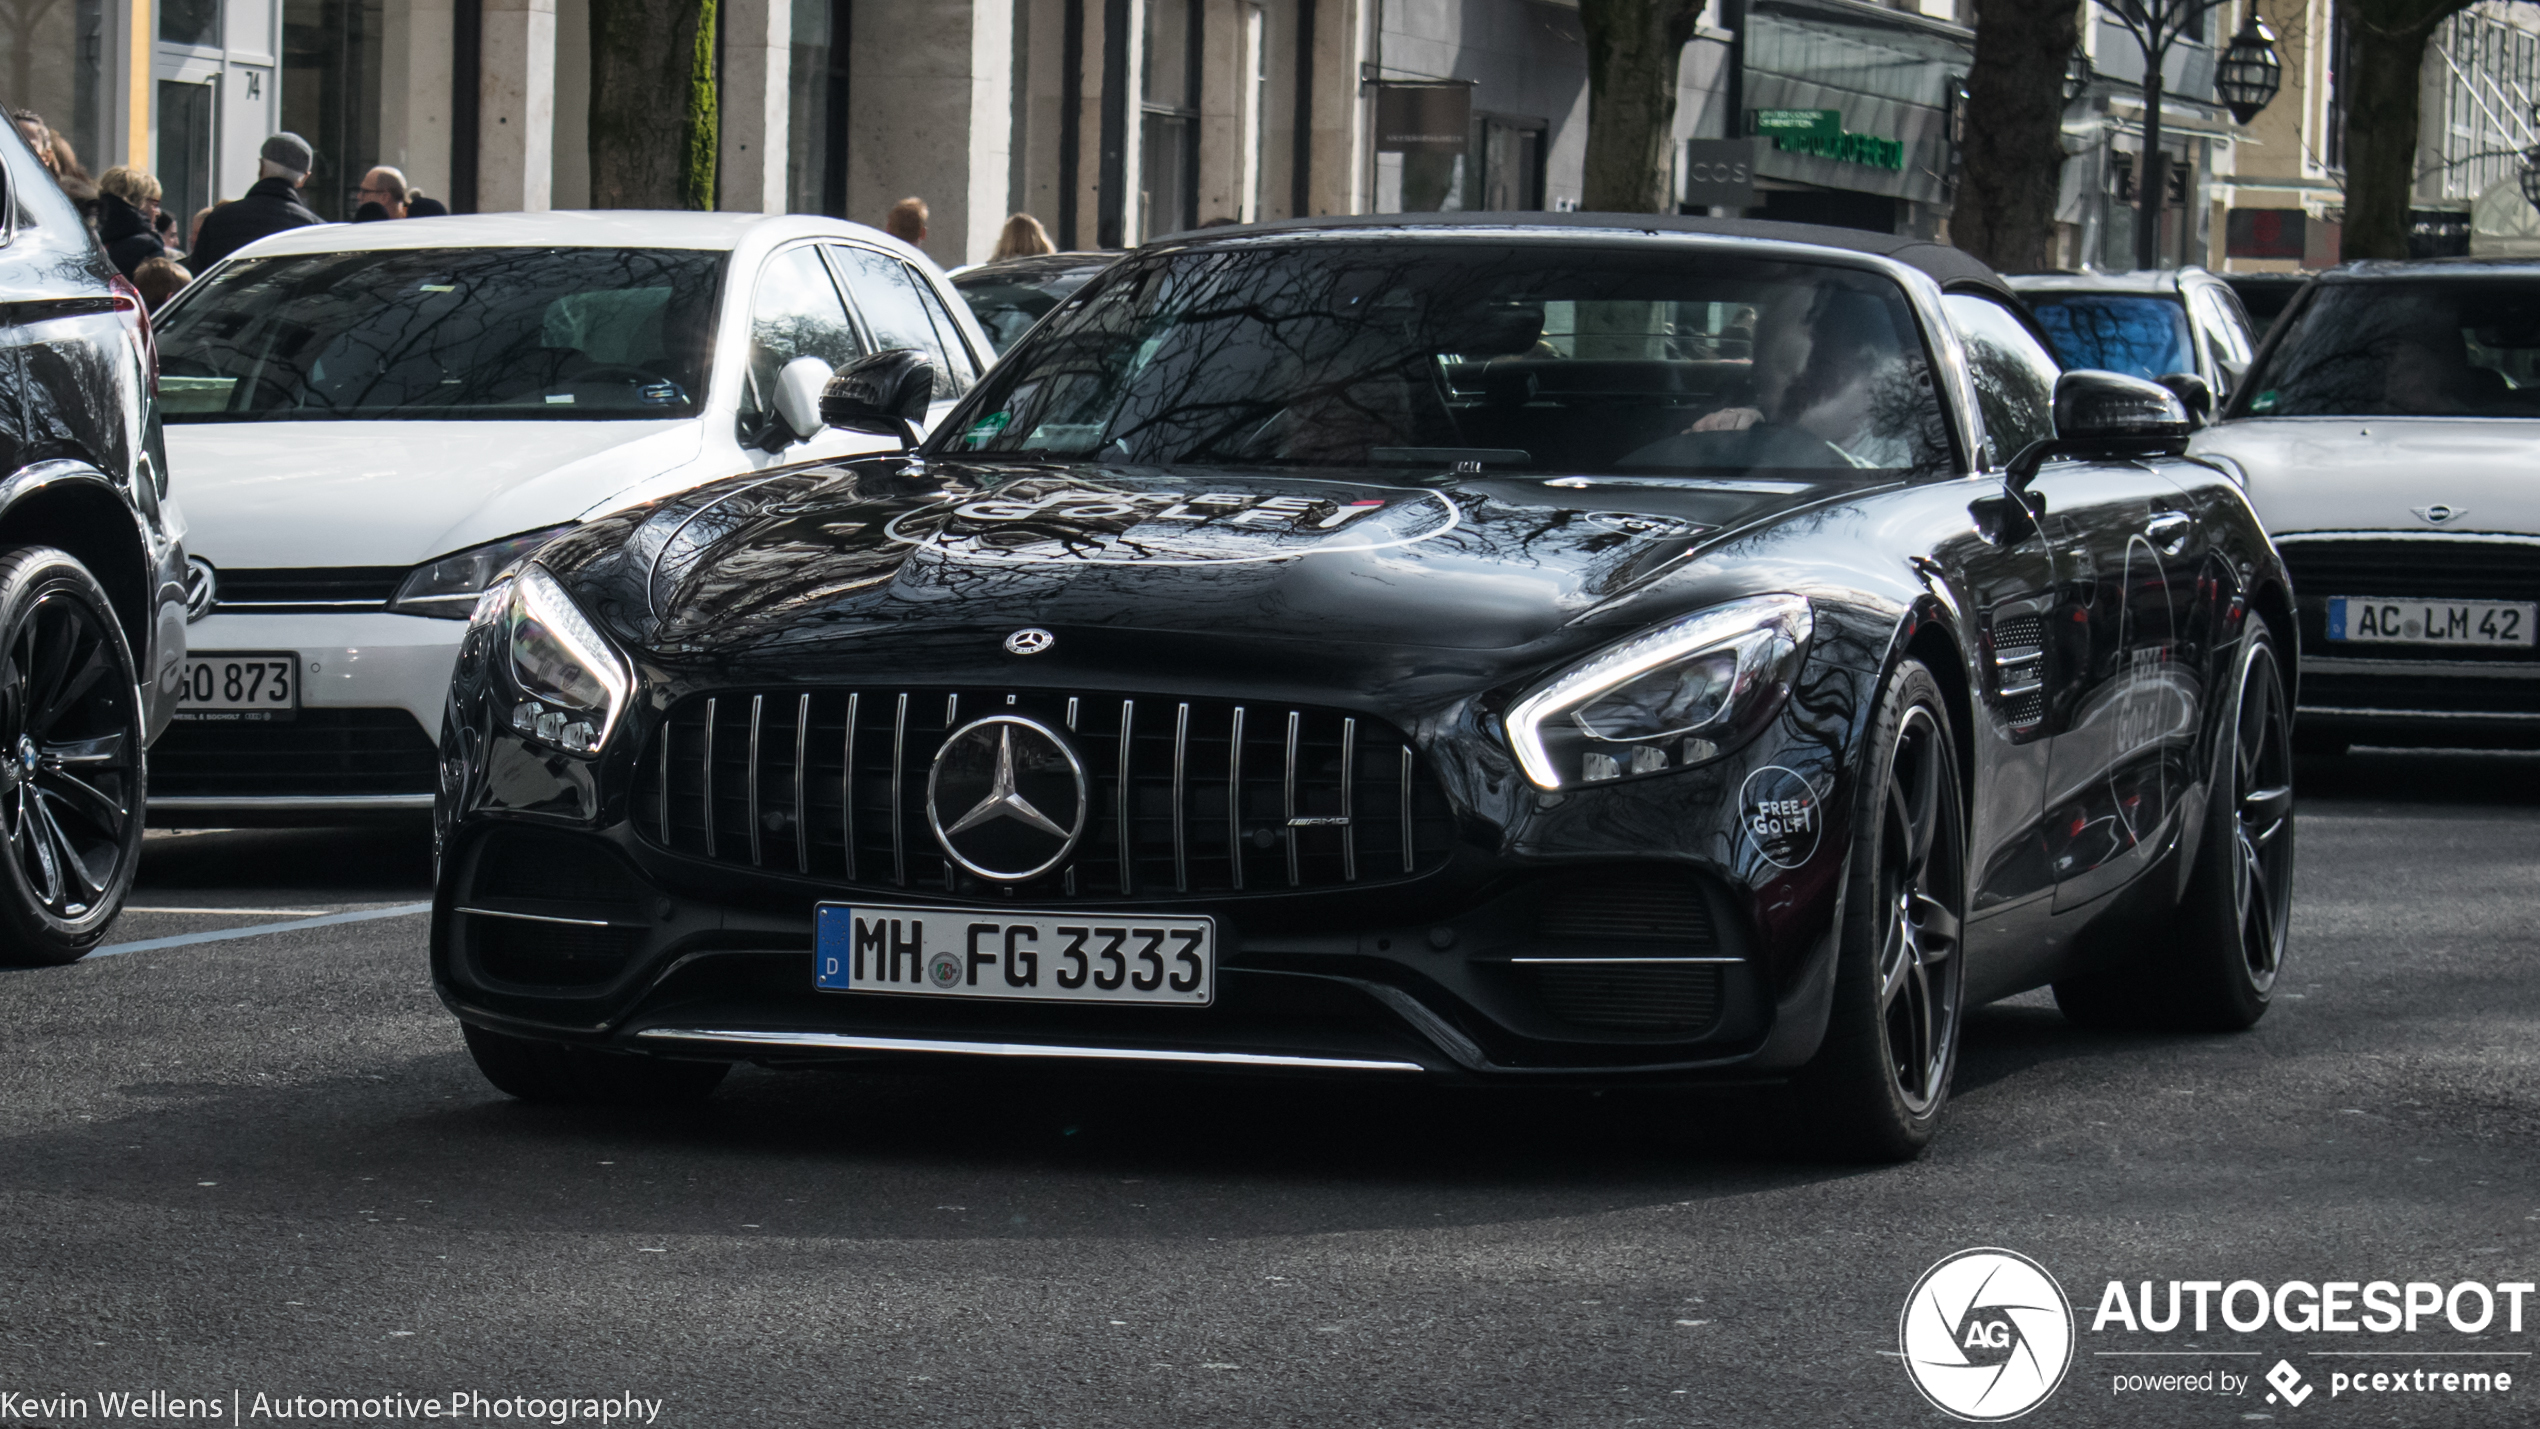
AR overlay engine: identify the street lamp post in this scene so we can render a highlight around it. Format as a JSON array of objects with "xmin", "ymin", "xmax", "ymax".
[{"xmin": 2100, "ymin": 1, "xmax": 2284, "ymax": 270}]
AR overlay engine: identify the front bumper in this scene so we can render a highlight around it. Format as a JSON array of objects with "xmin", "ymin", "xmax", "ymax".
[
  {"xmin": 2294, "ymin": 655, "xmax": 2540, "ymax": 749},
  {"xmin": 147, "ymin": 610, "xmax": 460, "ymax": 823}
]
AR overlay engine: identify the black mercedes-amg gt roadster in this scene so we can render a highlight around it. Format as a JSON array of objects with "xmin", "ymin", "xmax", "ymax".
[{"xmin": 430, "ymin": 215, "xmax": 2297, "ymax": 1159}]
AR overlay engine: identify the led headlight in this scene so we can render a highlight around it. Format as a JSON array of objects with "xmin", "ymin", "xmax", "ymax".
[
  {"xmin": 390, "ymin": 526, "xmax": 571, "ymax": 618},
  {"xmin": 490, "ymin": 564, "xmax": 631, "ymax": 756},
  {"xmin": 1505, "ymin": 594, "xmax": 1812, "ymax": 790}
]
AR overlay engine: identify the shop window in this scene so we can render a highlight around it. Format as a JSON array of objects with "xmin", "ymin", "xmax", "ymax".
[
  {"xmin": 7, "ymin": 0, "xmax": 113, "ymax": 172},
  {"xmin": 1139, "ymin": 0, "xmax": 1202, "ymax": 238},
  {"xmin": 155, "ymin": 78, "xmax": 217, "ymax": 229},
  {"xmin": 281, "ymin": 0, "xmax": 382, "ymax": 221},
  {"xmin": 1483, "ymin": 117, "xmax": 1544, "ymax": 211},
  {"xmin": 161, "ymin": 0, "xmax": 221, "ymax": 49},
  {"xmin": 787, "ymin": 0, "xmax": 849, "ymax": 215}
]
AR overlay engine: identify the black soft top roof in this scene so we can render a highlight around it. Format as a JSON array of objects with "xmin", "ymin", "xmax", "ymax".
[{"xmin": 1154, "ymin": 210, "xmax": 2020, "ymax": 306}]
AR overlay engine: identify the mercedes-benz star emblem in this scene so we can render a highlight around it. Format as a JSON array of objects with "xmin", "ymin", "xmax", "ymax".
[
  {"xmin": 1004, "ymin": 628, "xmax": 1055, "ymax": 655},
  {"xmin": 926, "ymin": 716, "xmax": 1087, "ymax": 881},
  {"xmin": 2413, "ymin": 504, "xmax": 2466, "ymax": 526}
]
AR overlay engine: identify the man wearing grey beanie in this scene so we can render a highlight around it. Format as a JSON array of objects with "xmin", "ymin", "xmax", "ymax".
[{"xmin": 186, "ymin": 132, "xmax": 327, "ymax": 273}]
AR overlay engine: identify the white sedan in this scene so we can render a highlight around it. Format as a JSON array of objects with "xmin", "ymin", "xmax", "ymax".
[{"xmin": 145, "ymin": 210, "xmax": 992, "ymax": 824}]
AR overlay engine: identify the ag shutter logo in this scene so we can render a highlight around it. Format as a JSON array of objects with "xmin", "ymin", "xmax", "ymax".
[{"xmin": 1900, "ymin": 1248, "xmax": 2076, "ymax": 1421}]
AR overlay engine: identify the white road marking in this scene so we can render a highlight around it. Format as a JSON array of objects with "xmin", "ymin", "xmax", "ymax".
[{"xmin": 85, "ymin": 903, "xmax": 434, "ymax": 959}]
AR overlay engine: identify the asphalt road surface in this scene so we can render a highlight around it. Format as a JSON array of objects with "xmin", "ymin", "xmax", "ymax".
[{"xmin": 4, "ymin": 750, "xmax": 2537, "ymax": 1428}]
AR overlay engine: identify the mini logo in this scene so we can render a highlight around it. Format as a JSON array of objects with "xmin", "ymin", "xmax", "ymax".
[
  {"xmin": 1004, "ymin": 627, "xmax": 1056, "ymax": 655},
  {"xmin": 926, "ymin": 716, "xmax": 1088, "ymax": 881},
  {"xmin": 2264, "ymin": 1359, "xmax": 2313, "ymax": 1407},
  {"xmin": 1900, "ymin": 1248, "xmax": 2074, "ymax": 1421},
  {"xmin": 2413, "ymin": 503, "xmax": 2466, "ymax": 526}
]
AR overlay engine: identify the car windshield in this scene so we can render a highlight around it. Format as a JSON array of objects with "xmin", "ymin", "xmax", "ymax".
[
  {"xmin": 154, "ymin": 247, "xmax": 726, "ymax": 422},
  {"xmin": 955, "ymin": 260, "xmax": 1110, "ymax": 353},
  {"xmin": 2237, "ymin": 278, "xmax": 2540, "ymax": 418},
  {"xmin": 2024, "ymin": 293, "xmax": 2195, "ymax": 381},
  {"xmin": 938, "ymin": 241, "xmax": 1954, "ymax": 478}
]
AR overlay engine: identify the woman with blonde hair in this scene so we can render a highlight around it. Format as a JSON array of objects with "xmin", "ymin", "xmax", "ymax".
[
  {"xmin": 992, "ymin": 212, "xmax": 1055, "ymax": 261},
  {"xmin": 95, "ymin": 166, "xmax": 169, "ymax": 278}
]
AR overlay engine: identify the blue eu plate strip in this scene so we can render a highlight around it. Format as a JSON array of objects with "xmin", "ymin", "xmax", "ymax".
[
  {"xmin": 815, "ymin": 905, "xmax": 857, "ymax": 989},
  {"xmin": 2326, "ymin": 597, "xmax": 2347, "ymax": 641}
]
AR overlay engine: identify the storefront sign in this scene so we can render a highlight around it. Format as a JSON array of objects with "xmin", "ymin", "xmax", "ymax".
[
  {"xmin": 1751, "ymin": 108, "xmax": 1841, "ymax": 140},
  {"xmin": 1681, "ymin": 139, "xmax": 1758, "ymax": 207},
  {"xmin": 1376, "ymin": 82, "xmax": 1476, "ymax": 154}
]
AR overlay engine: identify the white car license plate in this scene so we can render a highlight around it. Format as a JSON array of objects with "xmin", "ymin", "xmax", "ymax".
[
  {"xmin": 814, "ymin": 903, "xmax": 1213, "ymax": 1007},
  {"xmin": 173, "ymin": 651, "xmax": 300, "ymax": 721},
  {"xmin": 2326, "ymin": 598, "xmax": 2536, "ymax": 648}
]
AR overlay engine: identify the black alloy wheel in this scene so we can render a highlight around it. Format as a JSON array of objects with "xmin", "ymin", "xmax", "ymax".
[
  {"xmin": 1798, "ymin": 659, "xmax": 1966, "ymax": 1161},
  {"xmin": 2056, "ymin": 627, "xmax": 2293, "ymax": 1030},
  {"xmin": 0, "ymin": 547, "xmax": 146, "ymax": 965}
]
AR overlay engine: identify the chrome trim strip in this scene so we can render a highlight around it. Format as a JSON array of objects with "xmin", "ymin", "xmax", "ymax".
[
  {"xmin": 793, "ymin": 692, "xmax": 810, "ymax": 875},
  {"xmin": 1283, "ymin": 710, "xmax": 1301, "ymax": 887},
  {"xmin": 1398, "ymin": 747, "xmax": 1414, "ymax": 872},
  {"xmin": 1339, "ymin": 716, "xmax": 1357, "ymax": 882},
  {"xmin": 1227, "ymin": 705, "xmax": 1245, "ymax": 891},
  {"xmin": 656, "ymin": 713, "xmax": 671, "ymax": 842},
  {"xmin": 1172, "ymin": 701, "xmax": 1189, "ymax": 894},
  {"xmin": 632, "ymin": 1027, "xmax": 1426, "ymax": 1073},
  {"xmin": 1996, "ymin": 676, "xmax": 2045, "ymax": 698},
  {"xmin": 842, "ymin": 692, "xmax": 859, "ymax": 881},
  {"xmin": 747, "ymin": 694, "xmax": 765, "ymax": 868},
  {"xmin": 2297, "ymin": 705, "xmax": 2540, "ymax": 721},
  {"xmin": 1065, "ymin": 696, "xmax": 1079, "ymax": 730},
  {"xmin": 701, "ymin": 697, "xmax": 718, "ymax": 859},
  {"xmin": 1507, "ymin": 956, "xmax": 1744, "ymax": 965},
  {"xmin": 2275, "ymin": 530, "xmax": 2540, "ymax": 547},
  {"xmin": 146, "ymin": 794, "xmax": 437, "ymax": 811},
  {"xmin": 1116, "ymin": 698, "xmax": 1136, "ymax": 895},
  {"xmin": 946, "ymin": 692, "xmax": 959, "ymax": 727},
  {"xmin": 890, "ymin": 692, "xmax": 908, "ymax": 886},
  {"xmin": 456, "ymin": 906, "xmax": 642, "ymax": 929}
]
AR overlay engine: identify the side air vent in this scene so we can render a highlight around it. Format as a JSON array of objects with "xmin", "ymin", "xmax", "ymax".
[
  {"xmin": 455, "ymin": 829, "xmax": 651, "ymax": 989},
  {"xmin": 1989, "ymin": 611, "xmax": 2047, "ymax": 730},
  {"xmin": 1536, "ymin": 872, "xmax": 1716, "ymax": 946}
]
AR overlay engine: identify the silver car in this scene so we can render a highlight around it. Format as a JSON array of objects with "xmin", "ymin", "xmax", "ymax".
[{"xmin": 2192, "ymin": 259, "xmax": 2540, "ymax": 753}]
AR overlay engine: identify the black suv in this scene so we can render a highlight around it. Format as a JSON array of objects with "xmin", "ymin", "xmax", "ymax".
[{"xmin": 0, "ymin": 125, "xmax": 191, "ymax": 963}]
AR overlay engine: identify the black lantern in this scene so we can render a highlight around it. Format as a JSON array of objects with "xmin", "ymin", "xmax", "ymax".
[
  {"xmin": 2066, "ymin": 48, "xmax": 2094, "ymax": 105},
  {"xmin": 2217, "ymin": 16, "xmax": 2284, "ymax": 126}
]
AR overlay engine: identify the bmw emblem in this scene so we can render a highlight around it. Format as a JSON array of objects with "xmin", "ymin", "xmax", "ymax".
[
  {"xmin": 926, "ymin": 716, "xmax": 1088, "ymax": 881},
  {"xmin": 1004, "ymin": 627, "xmax": 1055, "ymax": 655}
]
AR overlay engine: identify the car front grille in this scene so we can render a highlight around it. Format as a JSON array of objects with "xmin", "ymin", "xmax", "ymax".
[
  {"xmin": 631, "ymin": 687, "xmax": 1457, "ymax": 900},
  {"xmin": 210, "ymin": 566, "xmax": 405, "ymax": 613},
  {"xmin": 148, "ymin": 708, "xmax": 440, "ymax": 797},
  {"xmin": 2281, "ymin": 538, "xmax": 2540, "ymax": 666},
  {"xmin": 2298, "ymin": 670, "xmax": 2540, "ymax": 716}
]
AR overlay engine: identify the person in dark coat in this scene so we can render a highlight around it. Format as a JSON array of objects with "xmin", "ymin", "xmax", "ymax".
[
  {"xmin": 95, "ymin": 167, "xmax": 168, "ymax": 279},
  {"xmin": 404, "ymin": 194, "xmax": 449, "ymax": 218},
  {"xmin": 187, "ymin": 133, "xmax": 326, "ymax": 272}
]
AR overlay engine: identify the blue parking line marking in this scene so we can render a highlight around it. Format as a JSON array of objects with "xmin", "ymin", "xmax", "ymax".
[{"xmin": 86, "ymin": 902, "xmax": 435, "ymax": 959}]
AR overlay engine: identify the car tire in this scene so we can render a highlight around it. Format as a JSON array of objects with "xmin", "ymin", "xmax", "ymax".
[
  {"xmin": 462, "ymin": 1023, "xmax": 731, "ymax": 1105},
  {"xmin": 2054, "ymin": 626, "xmax": 2293, "ymax": 1031},
  {"xmin": 0, "ymin": 546, "xmax": 147, "ymax": 967},
  {"xmin": 1794, "ymin": 659, "xmax": 1967, "ymax": 1163}
]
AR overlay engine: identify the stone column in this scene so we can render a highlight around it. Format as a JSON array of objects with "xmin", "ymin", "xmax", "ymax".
[
  {"xmin": 847, "ymin": 0, "xmax": 1013, "ymax": 266},
  {"xmin": 477, "ymin": 0, "xmax": 556, "ymax": 212},
  {"xmin": 718, "ymin": 0, "xmax": 790, "ymax": 212},
  {"xmin": 380, "ymin": 0, "xmax": 457, "ymax": 204}
]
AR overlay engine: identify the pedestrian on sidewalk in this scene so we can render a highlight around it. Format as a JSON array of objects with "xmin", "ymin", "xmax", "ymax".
[{"xmin": 188, "ymin": 133, "xmax": 326, "ymax": 272}]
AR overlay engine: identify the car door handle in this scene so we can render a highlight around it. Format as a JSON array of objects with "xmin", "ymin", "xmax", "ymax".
[{"xmin": 2144, "ymin": 513, "xmax": 2193, "ymax": 556}]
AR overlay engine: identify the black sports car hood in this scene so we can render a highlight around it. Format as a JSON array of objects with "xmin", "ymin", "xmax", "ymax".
[{"xmin": 550, "ymin": 457, "xmax": 1868, "ymax": 668}]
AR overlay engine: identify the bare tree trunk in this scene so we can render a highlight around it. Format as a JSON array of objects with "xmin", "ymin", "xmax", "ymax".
[
  {"xmin": 588, "ymin": 0, "xmax": 718, "ymax": 209},
  {"xmin": 1954, "ymin": 0, "xmax": 2080, "ymax": 272},
  {"xmin": 2339, "ymin": 0, "xmax": 2465, "ymax": 261},
  {"xmin": 1580, "ymin": 0, "xmax": 1707, "ymax": 213}
]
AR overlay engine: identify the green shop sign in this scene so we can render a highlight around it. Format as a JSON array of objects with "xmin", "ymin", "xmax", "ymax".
[{"xmin": 1747, "ymin": 109, "xmax": 1905, "ymax": 172}]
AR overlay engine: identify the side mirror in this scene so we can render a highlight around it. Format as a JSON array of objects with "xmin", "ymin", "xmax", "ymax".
[
  {"xmin": 771, "ymin": 355, "xmax": 834, "ymax": 444},
  {"xmin": 2004, "ymin": 369, "xmax": 2192, "ymax": 496},
  {"xmin": 820, "ymin": 348, "xmax": 938, "ymax": 449},
  {"xmin": 2152, "ymin": 371, "xmax": 2214, "ymax": 429}
]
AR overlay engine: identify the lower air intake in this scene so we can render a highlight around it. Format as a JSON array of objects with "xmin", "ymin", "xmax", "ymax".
[{"xmin": 1528, "ymin": 964, "xmax": 1723, "ymax": 1034}]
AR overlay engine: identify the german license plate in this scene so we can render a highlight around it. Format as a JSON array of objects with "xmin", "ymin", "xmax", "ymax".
[
  {"xmin": 814, "ymin": 903, "xmax": 1213, "ymax": 1006},
  {"xmin": 173, "ymin": 651, "xmax": 299, "ymax": 721},
  {"xmin": 2326, "ymin": 598, "xmax": 2535, "ymax": 648}
]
